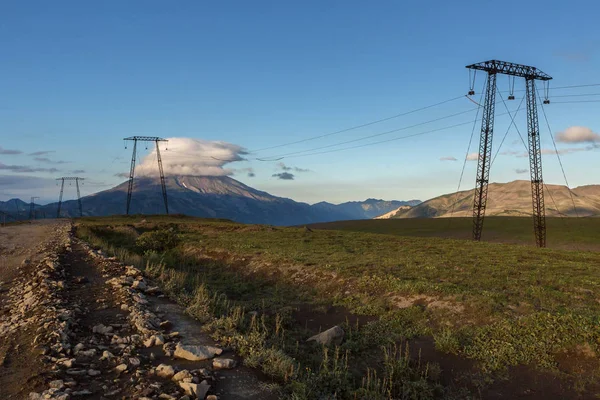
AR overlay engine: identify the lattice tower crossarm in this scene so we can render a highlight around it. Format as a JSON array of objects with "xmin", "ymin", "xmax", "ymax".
[{"xmin": 466, "ymin": 60, "xmax": 552, "ymax": 80}]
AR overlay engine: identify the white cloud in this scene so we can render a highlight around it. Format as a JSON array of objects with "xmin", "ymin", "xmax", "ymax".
[
  {"xmin": 135, "ymin": 138, "xmax": 247, "ymax": 177},
  {"xmin": 555, "ymin": 126, "xmax": 600, "ymax": 143},
  {"xmin": 466, "ymin": 152, "xmax": 479, "ymax": 161},
  {"xmin": 440, "ymin": 156, "xmax": 457, "ymax": 161},
  {"xmin": 541, "ymin": 145, "xmax": 598, "ymax": 156}
]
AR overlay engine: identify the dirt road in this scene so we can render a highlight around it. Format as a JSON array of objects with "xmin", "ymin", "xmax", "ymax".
[{"xmin": 0, "ymin": 221, "xmax": 277, "ymax": 399}]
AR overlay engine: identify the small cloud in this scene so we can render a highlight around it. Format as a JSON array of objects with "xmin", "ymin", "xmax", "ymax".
[
  {"xmin": 277, "ymin": 162, "xmax": 292, "ymax": 171},
  {"xmin": 114, "ymin": 172, "xmax": 129, "ymax": 178},
  {"xmin": 272, "ymin": 172, "xmax": 295, "ymax": 180},
  {"xmin": 440, "ymin": 156, "xmax": 457, "ymax": 161},
  {"xmin": 515, "ymin": 168, "xmax": 528, "ymax": 174},
  {"xmin": 0, "ymin": 163, "xmax": 59, "ymax": 173},
  {"xmin": 277, "ymin": 162, "xmax": 310, "ymax": 173},
  {"xmin": 500, "ymin": 150, "xmax": 523, "ymax": 156},
  {"xmin": 555, "ymin": 126, "xmax": 600, "ymax": 144},
  {"xmin": 29, "ymin": 150, "xmax": 55, "ymax": 156},
  {"xmin": 0, "ymin": 146, "xmax": 23, "ymax": 155},
  {"xmin": 34, "ymin": 157, "xmax": 69, "ymax": 164},
  {"xmin": 72, "ymin": 169, "xmax": 85, "ymax": 174},
  {"xmin": 235, "ymin": 167, "xmax": 255, "ymax": 178},
  {"xmin": 541, "ymin": 145, "xmax": 598, "ymax": 155},
  {"xmin": 466, "ymin": 152, "xmax": 479, "ymax": 161}
]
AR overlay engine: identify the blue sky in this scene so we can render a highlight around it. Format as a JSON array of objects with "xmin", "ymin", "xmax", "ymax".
[{"xmin": 1, "ymin": 1, "xmax": 599, "ymax": 204}]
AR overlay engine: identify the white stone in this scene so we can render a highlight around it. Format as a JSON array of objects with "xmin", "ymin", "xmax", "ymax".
[
  {"xmin": 156, "ymin": 363, "xmax": 175, "ymax": 379},
  {"xmin": 212, "ymin": 358, "xmax": 236, "ymax": 369},
  {"xmin": 174, "ymin": 344, "xmax": 222, "ymax": 361},
  {"xmin": 115, "ymin": 363, "xmax": 128, "ymax": 373},
  {"xmin": 307, "ymin": 325, "xmax": 345, "ymax": 346},
  {"xmin": 172, "ymin": 369, "xmax": 193, "ymax": 382}
]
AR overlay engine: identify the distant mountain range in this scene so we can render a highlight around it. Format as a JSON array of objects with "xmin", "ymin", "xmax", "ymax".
[
  {"xmin": 0, "ymin": 175, "xmax": 419, "ymax": 226},
  {"xmin": 382, "ymin": 180, "xmax": 600, "ymax": 219}
]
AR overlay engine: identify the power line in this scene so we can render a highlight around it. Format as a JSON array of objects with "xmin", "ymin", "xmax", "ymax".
[
  {"xmin": 279, "ymin": 107, "xmax": 523, "ymax": 160},
  {"xmin": 496, "ymin": 83, "xmax": 600, "ymax": 93},
  {"xmin": 448, "ymin": 81, "xmax": 486, "ymax": 218},
  {"xmin": 248, "ymin": 95, "xmax": 466, "ymax": 153},
  {"xmin": 497, "ymin": 87, "xmax": 572, "ymax": 222},
  {"xmin": 539, "ymin": 101, "xmax": 580, "ymax": 218},
  {"xmin": 550, "ymin": 100, "xmax": 600, "ymax": 104},
  {"xmin": 550, "ymin": 93, "xmax": 600, "ymax": 98},
  {"xmin": 491, "ymin": 91, "xmax": 525, "ymax": 167},
  {"xmin": 258, "ymin": 107, "xmax": 480, "ymax": 160}
]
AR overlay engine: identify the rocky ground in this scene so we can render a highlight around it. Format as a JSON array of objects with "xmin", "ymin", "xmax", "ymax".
[{"xmin": 0, "ymin": 221, "xmax": 278, "ymax": 400}]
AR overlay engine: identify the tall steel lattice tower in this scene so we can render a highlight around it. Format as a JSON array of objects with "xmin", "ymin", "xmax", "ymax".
[
  {"xmin": 29, "ymin": 196, "xmax": 39, "ymax": 220},
  {"xmin": 123, "ymin": 136, "xmax": 169, "ymax": 215},
  {"xmin": 56, "ymin": 177, "xmax": 84, "ymax": 218},
  {"xmin": 466, "ymin": 60, "xmax": 551, "ymax": 248}
]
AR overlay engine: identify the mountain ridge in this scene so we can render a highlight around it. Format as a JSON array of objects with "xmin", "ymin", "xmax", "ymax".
[
  {"xmin": 384, "ymin": 180, "xmax": 600, "ymax": 219},
  {"xmin": 1, "ymin": 175, "xmax": 418, "ymax": 226}
]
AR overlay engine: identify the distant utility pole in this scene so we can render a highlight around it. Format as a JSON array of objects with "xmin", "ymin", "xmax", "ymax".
[
  {"xmin": 29, "ymin": 196, "xmax": 39, "ymax": 220},
  {"xmin": 466, "ymin": 60, "xmax": 551, "ymax": 248},
  {"xmin": 56, "ymin": 177, "xmax": 84, "ymax": 218},
  {"xmin": 123, "ymin": 136, "xmax": 169, "ymax": 215}
]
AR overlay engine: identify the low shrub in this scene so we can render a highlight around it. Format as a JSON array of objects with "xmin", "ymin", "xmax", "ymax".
[{"xmin": 135, "ymin": 229, "xmax": 180, "ymax": 253}]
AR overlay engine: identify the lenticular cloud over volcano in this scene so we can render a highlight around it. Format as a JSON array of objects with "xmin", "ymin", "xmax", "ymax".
[{"xmin": 135, "ymin": 138, "xmax": 248, "ymax": 177}]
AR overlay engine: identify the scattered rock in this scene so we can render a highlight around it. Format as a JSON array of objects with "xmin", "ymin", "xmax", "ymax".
[
  {"xmin": 132, "ymin": 280, "xmax": 147, "ymax": 291},
  {"xmin": 156, "ymin": 363, "xmax": 175, "ymax": 379},
  {"xmin": 174, "ymin": 344, "xmax": 222, "ymax": 361},
  {"xmin": 92, "ymin": 324, "xmax": 113, "ymax": 335},
  {"xmin": 212, "ymin": 358, "xmax": 236, "ymax": 370},
  {"xmin": 49, "ymin": 380, "xmax": 65, "ymax": 389},
  {"xmin": 172, "ymin": 369, "xmax": 193, "ymax": 382},
  {"xmin": 88, "ymin": 369, "xmax": 101, "ymax": 376},
  {"xmin": 179, "ymin": 381, "xmax": 210, "ymax": 399},
  {"xmin": 307, "ymin": 325, "xmax": 345, "ymax": 346},
  {"xmin": 115, "ymin": 363, "xmax": 128, "ymax": 373}
]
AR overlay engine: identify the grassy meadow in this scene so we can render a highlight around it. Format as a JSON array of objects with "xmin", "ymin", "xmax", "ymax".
[
  {"xmin": 308, "ymin": 217, "xmax": 600, "ymax": 251},
  {"xmin": 75, "ymin": 215, "xmax": 600, "ymax": 399}
]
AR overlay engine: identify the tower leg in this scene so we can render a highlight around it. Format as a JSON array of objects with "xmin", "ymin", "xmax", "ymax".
[
  {"xmin": 155, "ymin": 140, "xmax": 169, "ymax": 215},
  {"xmin": 525, "ymin": 79, "xmax": 546, "ymax": 248},
  {"xmin": 472, "ymin": 73, "xmax": 497, "ymax": 241},
  {"xmin": 76, "ymin": 178, "xmax": 83, "ymax": 217},
  {"xmin": 126, "ymin": 139, "xmax": 137, "ymax": 215},
  {"xmin": 57, "ymin": 178, "xmax": 65, "ymax": 218}
]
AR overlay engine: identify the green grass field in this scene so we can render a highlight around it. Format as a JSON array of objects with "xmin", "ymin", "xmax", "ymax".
[
  {"xmin": 308, "ymin": 217, "xmax": 600, "ymax": 251},
  {"xmin": 75, "ymin": 215, "xmax": 600, "ymax": 399}
]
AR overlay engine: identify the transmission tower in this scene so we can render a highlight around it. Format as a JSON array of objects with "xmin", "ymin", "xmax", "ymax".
[
  {"xmin": 466, "ymin": 60, "xmax": 551, "ymax": 247},
  {"xmin": 123, "ymin": 136, "xmax": 169, "ymax": 215},
  {"xmin": 29, "ymin": 196, "xmax": 39, "ymax": 220},
  {"xmin": 56, "ymin": 177, "xmax": 84, "ymax": 218}
]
